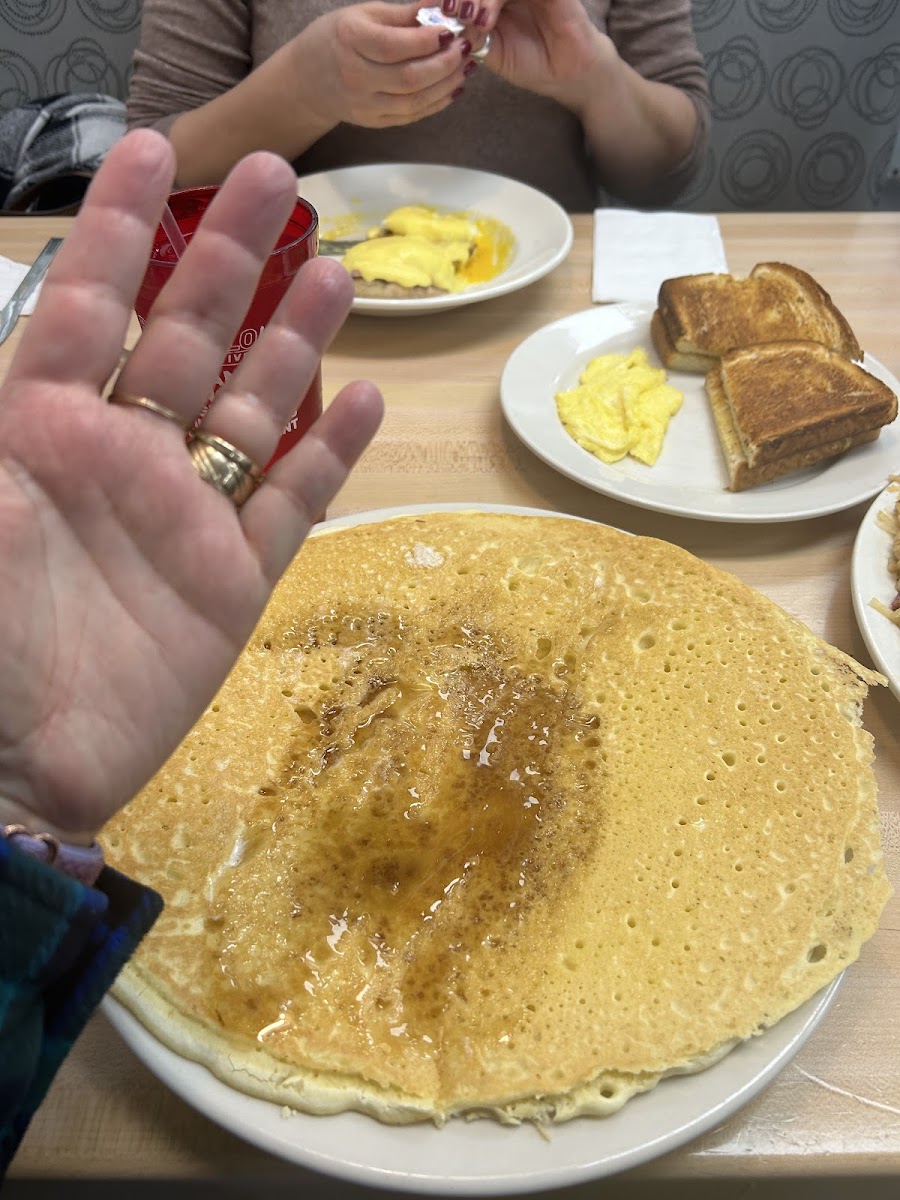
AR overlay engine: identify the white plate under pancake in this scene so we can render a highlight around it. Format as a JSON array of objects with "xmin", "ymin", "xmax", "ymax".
[
  {"xmin": 500, "ymin": 305, "xmax": 900, "ymax": 523},
  {"xmin": 104, "ymin": 503, "xmax": 844, "ymax": 1193}
]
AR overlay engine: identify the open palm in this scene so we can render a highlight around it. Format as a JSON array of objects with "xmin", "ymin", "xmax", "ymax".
[{"xmin": 0, "ymin": 131, "xmax": 383, "ymax": 839}]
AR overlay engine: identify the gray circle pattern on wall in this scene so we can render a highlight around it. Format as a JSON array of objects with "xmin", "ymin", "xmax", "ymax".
[
  {"xmin": 0, "ymin": 49, "xmax": 41, "ymax": 109},
  {"xmin": 827, "ymin": 0, "xmax": 899, "ymax": 36},
  {"xmin": 2, "ymin": 0, "xmax": 66, "ymax": 33},
  {"xmin": 674, "ymin": 145, "xmax": 718, "ymax": 210},
  {"xmin": 747, "ymin": 0, "xmax": 820, "ymax": 34},
  {"xmin": 868, "ymin": 132, "xmax": 897, "ymax": 202},
  {"xmin": 797, "ymin": 132, "xmax": 866, "ymax": 207},
  {"xmin": 690, "ymin": 0, "xmax": 738, "ymax": 31},
  {"xmin": 45, "ymin": 36, "xmax": 121, "ymax": 97},
  {"xmin": 847, "ymin": 45, "xmax": 900, "ymax": 124},
  {"xmin": 707, "ymin": 36, "xmax": 768, "ymax": 120},
  {"xmin": 770, "ymin": 48, "xmax": 845, "ymax": 130},
  {"xmin": 76, "ymin": 0, "xmax": 142, "ymax": 34},
  {"xmin": 721, "ymin": 130, "xmax": 792, "ymax": 207}
]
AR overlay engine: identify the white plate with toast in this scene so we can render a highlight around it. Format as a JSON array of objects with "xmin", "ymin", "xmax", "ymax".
[
  {"xmin": 296, "ymin": 163, "xmax": 573, "ymax": 316},
  {"xmin": 500, "ymin": 305, "xmax": 900, "ymax": 523},
  {"xmin": 852, "ymin": 480, "xmax": 900, "ymax": 700}
]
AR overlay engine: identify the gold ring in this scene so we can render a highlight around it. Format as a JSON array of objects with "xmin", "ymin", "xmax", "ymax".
[
  {"xmin": 109, "ymin": 390, "xmax": 187, "ymax": 428},
  {"xmin": 187, "ymin": 430, "xmax": 265, "ymax": 510},
  {"xmin": 471, "ymin": 33, "xmax": 491, "ymax": 61}
]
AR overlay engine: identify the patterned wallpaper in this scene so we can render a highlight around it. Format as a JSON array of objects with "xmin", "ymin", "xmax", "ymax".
[
  {"xmin": 0, "ymin": 1, "xmax": 140, "ymax": 109},
  {"xmin": 682, "ymin": 0, "xmax": 900, "ymax": 211},
  {"xmin": 0, "ymin": 0, "xmax": 897, "ymax": 211}
]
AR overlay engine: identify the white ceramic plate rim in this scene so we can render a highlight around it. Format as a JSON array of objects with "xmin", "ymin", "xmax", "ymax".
[
  {"xmin": 295, "ymin": 163, "xmax": 573, "ymax": 315},
  {"xmin": 104, "ymin": 503, "xmax": 843, "ymax": 1193},
  {"xmin": 500, "ymin": 305, "xmax": 900, "ymax": 523},
  {"xmin": 851, "ymin": 481, "xmax": 900, "ymax": 700}
]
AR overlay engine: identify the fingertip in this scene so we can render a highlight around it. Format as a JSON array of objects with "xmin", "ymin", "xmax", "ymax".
[
  {"xmin": 227, "ymin": 149, "xmax": 300, "ymax": 192},
  {"xmin": 112, "ymin": 128, "xmax": 177, "ymax": 188},
  {"xmin": 334, "ymin": 379, "xmax": 386, "ymax": 447},
  {"xmin": 284, "ymin": 255, "xmax": 355, "ymax": 332},
  {"xmin": 310, "ymin": 254, "xmax": 356, "ymax": 306},
  {"xmin": 354, "ymin": 379, "xmax": 386, "ymax": 429},
  {"xmin": 305, "ymin": 378, "xmax": 384, "ymax": 470}
]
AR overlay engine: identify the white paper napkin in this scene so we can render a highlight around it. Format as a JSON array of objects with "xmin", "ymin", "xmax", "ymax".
[
  {"xmin": 0, "ymin": 254, "xmax": 45, "ymax": 316},
  {"xmin": 592, "ymin": 208, "xmax": 728, "ymax": 304}
]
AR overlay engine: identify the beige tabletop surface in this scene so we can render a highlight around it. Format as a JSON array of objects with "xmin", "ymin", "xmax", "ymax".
[{"xmin": 2, "ymin": 211, "xmax": 899, "ymax": 1187}]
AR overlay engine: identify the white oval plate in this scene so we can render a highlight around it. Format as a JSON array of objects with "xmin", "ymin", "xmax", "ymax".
[
  {"xmin": 500, "ymin": 305, "xmax": 900, "ymax": 523},
  {"xmin": 295, "ymin": 163, "xmax": 573, "ymax": 315},
  {"xmin": 852, "ymin": 481, "xmax": 900, "ymax": 699},
  {"xmin": 105, "ymin": 504, "xmax": 846, "ymax": 1192}
]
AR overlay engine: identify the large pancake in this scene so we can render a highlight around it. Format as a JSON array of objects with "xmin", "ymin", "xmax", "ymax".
[{"xmin": 101, "ymin": 513, "xmax": 891, "ymax": 1125}]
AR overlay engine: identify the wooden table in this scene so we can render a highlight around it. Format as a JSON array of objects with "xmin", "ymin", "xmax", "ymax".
[{"xmin": 3, "ymin": 212, "xmax": 899, "ymax": 1190}]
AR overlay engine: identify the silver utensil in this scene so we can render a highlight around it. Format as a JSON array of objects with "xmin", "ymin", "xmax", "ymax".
[
  {"xmin": 317, "ymin": 238, "xmax": 364, "ymax": 258},
  {"xmin": 0, "ymin": 237, "xmax": 64, "ymax": 345}
]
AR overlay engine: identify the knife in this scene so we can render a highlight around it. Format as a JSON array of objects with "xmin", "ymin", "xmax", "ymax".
[{"xmin": 0, "ymin": 237, "xmax": 64, "ymax": 345}]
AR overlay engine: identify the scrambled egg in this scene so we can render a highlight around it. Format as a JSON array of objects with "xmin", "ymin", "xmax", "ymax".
[
  {"xmin": 341, "ymin": 204, "xmax": 514, "ymax": 293},
  {"xmin": 556, "ymin": 349, "xmax": 683, "ymax": 466}
]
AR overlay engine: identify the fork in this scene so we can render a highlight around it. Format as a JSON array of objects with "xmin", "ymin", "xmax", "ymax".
[
  {"xmin": 0, "ymin": 237, "xmax": 64, "ymax": 345},
  {"xmin": 317, "ymin": 238, "xmax": 364, "ymax": 258}
]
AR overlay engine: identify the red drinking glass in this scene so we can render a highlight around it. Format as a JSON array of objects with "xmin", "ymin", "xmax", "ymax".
[{"xmin": 134, "ymin": 187, "xmax": 320, "ymax": 469}]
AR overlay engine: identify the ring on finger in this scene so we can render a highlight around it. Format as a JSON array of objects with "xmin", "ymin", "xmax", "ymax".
[
  {"xmin": 108, "ymin": 389, "xmax": 188, "ymax": 428},
  {"xmin": 188, "ymin": 430, "xmax": 265, "ymax": 510},
  {"xmin": 471, "ymin": 33, "xmax": 491, "ymax": 61}
]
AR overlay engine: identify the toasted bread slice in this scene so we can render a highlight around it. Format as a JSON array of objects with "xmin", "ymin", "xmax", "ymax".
[
  {"xmin": 706, "ymin": 365, "xmax": 881, "ymax": 491},
  {"xmin": 650, "ymin": 308, "xmax": 717, "ymax": 373},
  {"xmin": 657, "ymin": 262, "xmax": 862, "ymax": 369},
  {"xmin": 716, "ymin": 341, "xmax": 896, "ymax": 469}
]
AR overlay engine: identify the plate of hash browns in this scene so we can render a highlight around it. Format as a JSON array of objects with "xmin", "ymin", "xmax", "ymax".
[{"xmin": 852, "ymin": 476, "xmax": 900, "ymax": 699}]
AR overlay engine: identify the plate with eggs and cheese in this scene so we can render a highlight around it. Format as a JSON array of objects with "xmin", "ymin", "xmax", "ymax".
[
  {"xmin": 500, "ymin": 304, "xmax": 900, "ymax": 523},
  {"xmin": 296, "ymin": 163, "xmax": 573, "ymax": 315}
]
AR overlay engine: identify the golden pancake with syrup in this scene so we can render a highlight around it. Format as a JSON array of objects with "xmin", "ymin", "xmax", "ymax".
[{"xmin": 101, "ymin": 513, "xmax": 891, "ymax": 1125}]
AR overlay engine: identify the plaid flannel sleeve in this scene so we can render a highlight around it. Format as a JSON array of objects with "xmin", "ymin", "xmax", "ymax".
[{"xmin": 0, "ymin": 837, "xmax": 162, "ymax": 1173}]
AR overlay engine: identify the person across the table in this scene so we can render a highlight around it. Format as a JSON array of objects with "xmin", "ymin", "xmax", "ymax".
[{"xmin": 126, "ymin": 0, "xmax": 711, "ymax": 211}]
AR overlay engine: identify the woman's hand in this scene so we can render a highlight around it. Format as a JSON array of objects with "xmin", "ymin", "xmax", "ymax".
[
  {"xmin": 0, "ymin": 130, "xmax": 383, "ymax": 842},
  {"xmin": 294, "ymin": 1, "xmax": 474, "ymax": 130},
  {"xmin": 453, "ymin": 0, "xmax": 699, "ymax": 200},
  {"xmin": 167, "ymin": 2, "xmax": 477, "ymax": 186},
  {"xmin": 445, "ymin": 0, "xmax": 607, "ymax": 95}
]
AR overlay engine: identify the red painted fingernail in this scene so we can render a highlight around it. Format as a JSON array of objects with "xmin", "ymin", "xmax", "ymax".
[
  {"xmin": 452, "ymin": 86, "xmax": 465, "ymax": 99},
  {"xmin": 476, "ymin": 7, "xmax": 490, "ymax": 26},
  {"xmin": 460, "ymin": 39, "xmax": 472, "ymax": 55},
  {"xmin": 461, "ymin": 1, "xmax": 475, "ymax": 19},
  {"xmin": 463, "ymin": 59, "xmax": 478, "ymax": 76},
  {"xmin": 442, "ymin": 0, "xmax": 457, "ymax": 13},
  {"xmin": 438, "ymin": 29, "xmax": 454, "ymax": 47}
]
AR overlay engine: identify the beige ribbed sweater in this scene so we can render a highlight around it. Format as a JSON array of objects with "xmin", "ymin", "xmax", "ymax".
[{"xmin": 127, "ymin": 0, "xmax": 709, "ymax": 211}]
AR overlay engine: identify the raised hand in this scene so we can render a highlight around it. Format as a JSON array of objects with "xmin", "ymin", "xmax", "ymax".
[{"xmin": 0, "ymin": 130, "xmax": 383, "ymax": 841}]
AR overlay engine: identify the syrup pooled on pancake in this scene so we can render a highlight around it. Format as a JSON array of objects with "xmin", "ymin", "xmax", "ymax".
[
  {"xmin": 202, "ymin": 616, "xmax": 602, "ymax": 1100},
  {"xmin": 102, "ymin": 513, "xmax": 891, "ymax": 1125}
]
